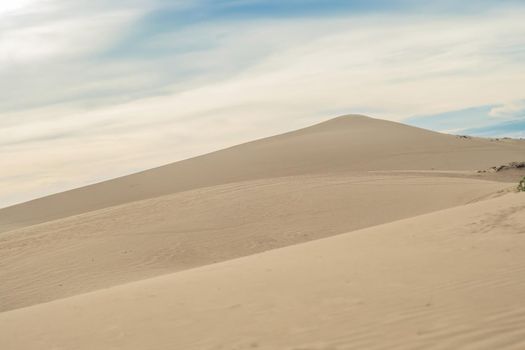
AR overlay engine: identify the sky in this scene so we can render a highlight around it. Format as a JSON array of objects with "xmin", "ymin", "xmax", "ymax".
[{"xmin": 1, "ymin": 0, "xmax": 525, "ymax": 207}]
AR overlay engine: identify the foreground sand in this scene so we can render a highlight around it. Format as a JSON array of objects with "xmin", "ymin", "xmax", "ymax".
[
  {"xmin": 1, "ymin": 193, "xmax": 524, "ymax": 350},
  {"xmin": 0, "ymin": 174, "xmax": 511, "ymax": 312}
]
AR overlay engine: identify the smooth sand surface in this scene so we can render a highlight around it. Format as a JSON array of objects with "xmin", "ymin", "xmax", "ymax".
[
  {"xmin": 1, "ymin": 115, "xmax": 524, "ymax": 349},
  {"xmin": 1, "ymin": 193, "xmax": 524, "ymax": 350},
  {"xmin": 1, "ymin": 115, "xmax": 524, "ymax": 232},
  {"xmin": 0, "ymin": 174, "xmax": 511, "ymax": 312}
]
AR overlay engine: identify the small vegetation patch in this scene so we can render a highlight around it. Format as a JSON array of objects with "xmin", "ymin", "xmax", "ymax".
[
  {"xmin": 519, "ymin": 177, "xmax": 525, "ymax": 192},
  {"xmin": 478, "ymin": 161, "xmax": 525, "ymax": 174}
]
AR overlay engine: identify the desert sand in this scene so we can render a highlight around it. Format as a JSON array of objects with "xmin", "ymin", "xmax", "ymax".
[
  {"xmin": 0, "ymin": 115, "xmax": 524, "ymax": 349},
  {"xmin": 2, "ymin": 115, "xmax": 524, "ymax": 232}
]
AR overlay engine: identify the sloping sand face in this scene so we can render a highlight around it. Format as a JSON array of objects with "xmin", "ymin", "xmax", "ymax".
[
  {"xmin": 1, "ymin": 194, "xmax": 524, "ymax": 350},
  {"xmin": 1, "ymin": 115, "xmax": 524, "ymax": 232},
  {"xmin": 0, "ymin": 174, "xmax": 510, "ymax": 312}
]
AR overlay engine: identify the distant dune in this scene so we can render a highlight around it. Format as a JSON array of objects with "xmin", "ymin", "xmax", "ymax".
[
  {"xmin": 1, "ymin": 115, "xmax": 524, "ymax": 349},
  {"xmin": 1, "ymin": 115, "xmax": 524, "ymax": 232}
]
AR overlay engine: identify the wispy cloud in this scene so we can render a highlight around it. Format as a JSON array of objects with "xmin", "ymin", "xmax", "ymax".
[
  {"xmin": 1, "ymin": 0, "xmax": 525, "ymax": 207},
  {"xmin": 489, "ymin": 100, "xmax": 525, "ymax": 118},
  {"xmin": 461, "ymin": 118, "xmax": 525, "ymax": 138},
  {"xmin": 407, "ymin": 99, "xmax": 525, "ymax": 137}
]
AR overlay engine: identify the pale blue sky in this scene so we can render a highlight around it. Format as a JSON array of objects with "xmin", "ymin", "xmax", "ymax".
[
  {"xmin": 406, "ymin": 101, "xmax": 525, "ymax": 138},
  {"xmin": 1, "ymin": 0, "xmax": 524, "ymax": 206}
]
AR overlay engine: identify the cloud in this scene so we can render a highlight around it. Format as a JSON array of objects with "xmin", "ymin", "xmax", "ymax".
[
  {"xmin": 1, "ymin": 1, "xmax": 525, "ymax": 207},
  {"xmin": 404, "ymin": 106, "xmax": 495, "ymax": 132},
  {"xmin": 461, "ymin": 118, "xmax": 525, "ymax": 138},
  {"xmin": 0, "ymin": 0, "xmax": 39, "ymax": 16},
  {"xmin": 0, "ymin": 12, "xmax": 135, "ymax": 64},
  {"xmin": 407, "ymin": 99, "xmax": 525, "ymax": 137},
  {"xmin": 489, "ymin": 100, "xmax": 525, "ymax": 119}
]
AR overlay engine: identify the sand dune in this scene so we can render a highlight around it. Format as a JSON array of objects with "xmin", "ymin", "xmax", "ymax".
[
  {"xmin": 1, "ymin": 193, "xmax": 524, "ymax": 350},
  {"xmin": 1, "ymin": 115, "xmax": 524, "ymax": 232},
  {"xmin": 0, "ymin": 173, "xmax": 510, "ymax": 312},
  {"xmin": 1, "ymin": 115, "xmax": 524, "ymax": 349}
]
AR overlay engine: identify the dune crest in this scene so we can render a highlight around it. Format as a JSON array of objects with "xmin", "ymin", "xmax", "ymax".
[{"xmin": 1, "ymin": 115, "xmax": 524, "ymax": 232}]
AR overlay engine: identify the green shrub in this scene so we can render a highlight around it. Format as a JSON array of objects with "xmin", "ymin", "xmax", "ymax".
[{"xmin": 519, "ymin": 177, "xmax": 525, "ymax": 192}]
